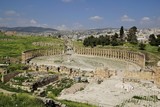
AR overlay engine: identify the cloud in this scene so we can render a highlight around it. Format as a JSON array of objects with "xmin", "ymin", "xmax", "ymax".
[
  {"xmin": 140, "ymin": 17, "xmax": 151, "ymax": 24},
  {"xmin": 0, "ymin": 11, "xmax": 47, "ymax": 27},
  {"xmin": 30, "ymin": 19, "xmax": 37, "ymax": 24},
  {"xmin": 56, "ymin": 24, "xmax": 68, "ymax": 30},
  {"xmin": 62, "ymin": 0, "xmax": 72, "ymax": 2},
  {"xmin": 141, "ymin": 17, "xmax": 150, "ymax": 21},
  {"xmin": 89, "ymin": 16, "xmax": 103, "ymax": 21},
  {"xmin": 121, "ymin": 15, "xmax": 135, "ymax": 22},
  {"xmin": 5, "ymin": 10, "xmax": 20, "ymax": 16}
]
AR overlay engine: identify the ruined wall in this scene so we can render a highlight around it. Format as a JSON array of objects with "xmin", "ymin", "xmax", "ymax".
[
  {"xmin": 94, "ymin": 68, "xmax": 116, "ymax": 79},
  {"xmin": 153, "ymin": 67, "xmax": 160, "ymax": 87},
  {"xmin": 4, "ymin": 31, "xmax": 16, "ymax": 36},
  {"xmin": 32, "ymin": 75, "xmax": 59, "ymax": 90},
  {"xmin": 32, "ymin": 42, "xmax": 62, "ymax": 47},
  {"xmin": 2, "ymin": 72, "xmax": 20, "ymax": 83},
  {"xmin": 123, "ymin": 71, "xmax": 153, "ymax": 81},
  {"xmin": 74, "ymin": 47, "xmax": 145, "ymax": 68},
  {"xmin": 123, "ymin": 67, "xmax": 160, "ymax": 88}
]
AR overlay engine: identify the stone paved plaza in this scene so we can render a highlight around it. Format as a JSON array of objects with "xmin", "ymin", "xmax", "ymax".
[{"xmin": 30, "ymin": 54, "xmax": 141, "ymax": 72}]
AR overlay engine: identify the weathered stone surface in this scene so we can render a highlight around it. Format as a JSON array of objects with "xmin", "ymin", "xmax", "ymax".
[{"xmin": 157, "ymin": 61, "xmax": 160, "ymax": 67}]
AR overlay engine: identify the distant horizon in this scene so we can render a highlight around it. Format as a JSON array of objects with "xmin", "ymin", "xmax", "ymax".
[{"xmin": 0, "ymin": 26, "xmax": 160, "ymax": 31}]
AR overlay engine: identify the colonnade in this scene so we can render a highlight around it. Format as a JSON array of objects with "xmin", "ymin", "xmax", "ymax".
[
  {"xmin": 21, "ymin": 49, "xmax": 63, "ymax": 63},
  {"xmin": 74, "ymin": 48, "xmax": 145, "ymax": 68},
  {"xmin": 22, "ymin": 47, "xmax": 145, "ymax": 68}
]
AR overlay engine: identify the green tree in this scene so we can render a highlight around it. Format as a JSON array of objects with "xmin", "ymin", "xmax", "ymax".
[
  {"xmin": 83, "ymin": 37, "xmax": 89, "ymax": 47},
  {"xmin": 127, "ymin": 26, "xmax": 138, "ymax": 44},
  {"xmin": 91, "ymin": 37, "xmax": 97, "ymax": 48},
  {"xmin": 156, "ymin": 34, "xmax": 160, "ymax": 46},
  {"xmin": 58, "ymin": 35, "xmax": 61, "ymax": 38},
  {"xmin": 158, "ymin": 47, "xmax": 160, "ymax": 52},
  {"xmin": 119, "ymin": 26, "xmax": 125, "ymax": 45},
  {"xmin": 104, "ymin": 35, "xmax": 110, "ymax": 45},
  {"xmin": 139, "ymin": 42, "xmax": 146, "ymax": 50},
  {"xmin": 149, "ymin": 34, "xmax": 157, "ymax": 46},
  {"xmin": 120, "ymin": 26, "xmax": 124, "ymax": 40},
  {"xmin": 83, "ymin": 36, "xmax": 97, "ymax": 48},
  {"xmin": 98, "ymin": 35, "xmax": 105, "ymax": 46},
  {"xmin": 111, "ymin": 33, "xmax": 119, "ymax": 46}
]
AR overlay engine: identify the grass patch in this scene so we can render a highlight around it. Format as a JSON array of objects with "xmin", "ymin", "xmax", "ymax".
[
  {"xmin": 0, "ymin": 82, "xmax": 27, "ymax": 93},
  {"xmin": 0, "ymin": 34, "xmax": 63, "ymax": 58},
  {"xmin": 132, "ymin": 95, "xmax": 159, "ymax": 102},
  {"xmin": 0, "ymin": 93, "xmax": 44, "ymax": 107},
  {"xmin": 46, "ymin": 78, "xmax": 74, "ymax": 97},
  {"xmin": 6, "ymin": 63, "xmax": 27, "ymax": 73},
  {"xmin": 116, "ymin": 95, "xmax": 159, "ymax": 107},
  {"xmin": 60, "ymin": 100, "xmax": 97, "ymax": 107},
  {"xmin": 47, "ymin": 93, "xmax": 96, "ymax": 107}
]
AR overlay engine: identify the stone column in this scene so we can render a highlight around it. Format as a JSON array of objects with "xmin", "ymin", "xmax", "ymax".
[
  {"xmin": 21, "ymin": 52, "xmax": 26, "ymax": 63},
  {"xmin": 100, "ymin": 50, "xmax": 102, "ymax": 56},
  {"xmin": 112, "ymin": 50, "xmax": 114, "ymax": 58},
  {"xmin": 132, "ymin": 53, "xmax": 134, "ymax": 61},
  {"xmin": 1, "ymin": 71, "xmax": 5, "ymax": 83},
  {"xmin": 107, "ymin": 50, "xmax": 109, "ymax": 58}
]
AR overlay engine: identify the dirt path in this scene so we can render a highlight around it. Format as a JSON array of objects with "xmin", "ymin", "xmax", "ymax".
[{"xmin": 0, "ymin": 88, "xmax": 15, "ymax": 95}]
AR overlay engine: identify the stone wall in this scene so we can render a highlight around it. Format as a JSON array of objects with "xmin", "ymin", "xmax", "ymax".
[
  {"xmin": 123, "ymin": 71, "xmax": 154, "ymax": 81},
  {"xmin": 94, "ymin": 68, "xmax": 116, "ymax": 79},
  {"xmin": 123, "ymin": 67, "xmax": 160, "ymax": 88},
  {"xmin": 32, "ymin": 75, "xmax": 59, "ymax": 91}
]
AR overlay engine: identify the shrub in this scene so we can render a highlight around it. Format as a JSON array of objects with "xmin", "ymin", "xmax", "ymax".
[{"xmin": 158, "ymin": 47, "xmax": 160, "ymax": 52}]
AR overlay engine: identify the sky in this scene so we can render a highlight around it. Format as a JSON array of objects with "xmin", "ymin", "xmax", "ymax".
[{"xmin": 0, "ymin": 0, "xmax": 160, "ymax": 30}]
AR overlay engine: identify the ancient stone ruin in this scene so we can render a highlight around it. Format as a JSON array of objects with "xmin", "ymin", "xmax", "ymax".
[{"xmin": 22, "ymin": 47, "xmax": 145, "ymax": 68}]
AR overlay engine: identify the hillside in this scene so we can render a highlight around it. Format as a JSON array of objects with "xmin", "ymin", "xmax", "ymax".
[{"xmin": 0, "ymin": 26, "xmax": 58, "ymax": 33}]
